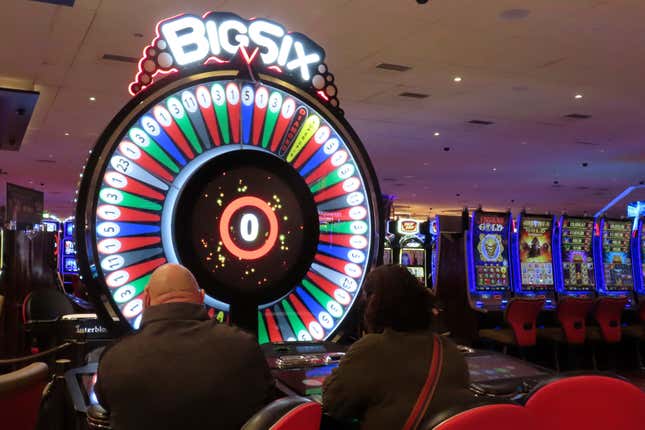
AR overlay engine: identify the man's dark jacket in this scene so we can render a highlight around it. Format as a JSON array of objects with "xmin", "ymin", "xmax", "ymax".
[{"xmin": 95, "ymin": 302, "xmax": 274, "ymax": 430}]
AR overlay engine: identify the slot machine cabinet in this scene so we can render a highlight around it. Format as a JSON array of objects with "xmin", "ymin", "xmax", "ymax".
[
  {"xmin": 512, "ymin": 213, "xmax": 557, "ymax": 309},
  {"xmin": 383, "ymin": 220, "xmax": 394, "ymax": 265},
  {"xmin": 634, "ymin": 218, "xmax": 645, "ymax": 303},
  {"xmin": 554, "ymin": 216, "xmax": 596, "ymax": 300},
  {"xmin": 394, "ymin": 218, "xmax": 428, "ymax": 287},
  {"xmin": 428, "ymin": 216, "xmax": 440, "ymax": 294},
  {"xmin": 60, "ymin": 218, "xmax": 80, "ymax": 287},
  {"xmin": 594, "ymin": 218, "xmax": 635, "ymax": 308},
  {"xmin": 465, "ymin": 210, "xmax": 514, "ymax": 312}
]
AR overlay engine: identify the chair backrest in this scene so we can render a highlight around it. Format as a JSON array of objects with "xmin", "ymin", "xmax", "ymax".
[
  {"xmin": 525, "ymin": 375, "xmax": 645, "ymax": 429},
  {"xmin": 241, "ymin": 396, "xmax": 322, "ymax": 430},
  {"xmin": 556, "ymin": 297, "xmax": 593, "ymax": 344},
  {"xmin": 0, "ymin": 362, "xmax": 49, "ymax": 430},
  {"xmin": 430, "ymin": 403, "xmax": 541, "ymax": 430},
  {"xmin": 22, "ymin": 288, "xmax": 74, "ymax": 324},
  {"xmin": 593, "ymin": 297, "xmax": 627, "ymax": 343},
  {"xmin": 504, "ymin": 298, "xmax": 545, "ymax": 347}
]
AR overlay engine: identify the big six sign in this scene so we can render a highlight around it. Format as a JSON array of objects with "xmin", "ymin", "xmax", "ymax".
[{"xmin": 130, "ymin": 12, "xmax": 330, "ymax": 99}]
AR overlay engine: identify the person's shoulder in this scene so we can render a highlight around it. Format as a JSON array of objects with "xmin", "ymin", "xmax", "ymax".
[
  {"xmin": 346, "ymin": 332, "xmax": 385, "ymax": 354},
  {"xmin": 203, "ymin": 322, "xmax": 260, "ymax": 346}
]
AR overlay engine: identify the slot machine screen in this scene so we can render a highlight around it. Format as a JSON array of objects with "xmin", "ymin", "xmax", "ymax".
[
  {"xmin": 602, "ymin": 220, "xmax": 633, "ymax": 290},
  {"xmin": 472, "ymin": 212, "xmax": 510, "ymax": 291},
  {"xmin": 560, "ymin": 218, "xmax": 595, "ymax": 290},
  {"xmin": 64, "ymin": 257, "xmax": 79, "ymax": 273},
  {"xmin": 383, "ymin": 246, "xmax": 393, "ymax": 265},
  {"xmin": 65, "ymin": 222, "xmax": 75, "ymax": 238},
  {"xmin": 518, "ymin": 216, "xmax": 554, "ymax": 290},
  {"xmin": 400, "ymin": 248, "xmax": 426, "ymax": 285},
  {"xmin": 64, "ymin": 239, "xmax": 76, "ymax": 256}
]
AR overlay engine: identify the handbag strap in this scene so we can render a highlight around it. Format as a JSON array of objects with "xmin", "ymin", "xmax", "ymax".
[{"xmin": 402, "ymin": 334, "xmax": 444, "ymax": 430}]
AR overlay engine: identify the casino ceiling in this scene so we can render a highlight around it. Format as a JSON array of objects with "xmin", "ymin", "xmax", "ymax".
[{"xmin": 1, "ymin": 0, "xmax": 644, "ymax": 218}]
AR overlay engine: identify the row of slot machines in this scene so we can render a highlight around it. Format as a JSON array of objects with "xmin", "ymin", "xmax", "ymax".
[
  {"xmin": 382, "ymin": 218, "xmax": 440, "ymax": 293},
  {"xmin": 466, "ymin": 209, "xmax": 645, "ymax": 311},
  {"xmin": 41, "ymin": 217, "xmax": 80, "ymax": 285}
]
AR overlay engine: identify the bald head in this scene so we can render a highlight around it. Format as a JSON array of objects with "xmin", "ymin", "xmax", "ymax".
[{"xmin": 144, "ymin": 264, "xmax": 203, "ymax": 308}]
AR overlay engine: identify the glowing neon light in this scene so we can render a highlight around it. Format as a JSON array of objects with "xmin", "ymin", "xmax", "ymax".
[
  {"xmin": 130, "ymin": 12, "xmax": 325, "ymax": 94},
  {"xmin": 219, "ymin": 196, "xmax": 279, "ymax": 260}
]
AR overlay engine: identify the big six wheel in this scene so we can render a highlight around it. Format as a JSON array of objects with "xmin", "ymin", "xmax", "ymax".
[{"xmin": 76, "ymin": 68, "xmax": 382, "ymax": 342}]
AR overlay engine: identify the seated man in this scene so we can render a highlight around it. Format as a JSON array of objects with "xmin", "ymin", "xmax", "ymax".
[{"xmin": 95, "ymin": 264, "xmax": 274, "ymax": 430}]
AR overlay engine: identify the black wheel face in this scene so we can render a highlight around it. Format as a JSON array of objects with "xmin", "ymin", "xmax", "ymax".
[
  {"xmin": 77, "ymin": 70, "xmax": 381, "ymax": 342},
  {"xmin": 173, "ymin": 149, "xmax": 319, "ymax": 304}
]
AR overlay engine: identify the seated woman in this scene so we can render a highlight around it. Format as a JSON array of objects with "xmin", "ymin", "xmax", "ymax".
[{"xmin": 323, "ymin": 264, "xmax": 473, "ymax": 430}]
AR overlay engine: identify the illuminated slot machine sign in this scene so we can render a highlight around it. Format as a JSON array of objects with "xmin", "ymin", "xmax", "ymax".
[
  {"xmin": 554, "ymin": 216, "xmax": 595, "ymax": 299},
  {"xmin": 75, "ymin": 12, "xmax": 382, "ymax": 342},
  {"xmin": 396, "ymin": 219, "xmax": 427, "ymax": 286},
  {"xmin": 513, "ymin": 214, "xmax": 556, "ymax": 308},
  {"xmin": 61, "ymin": 220, "xmax": 80, "ymax": 280},
  {"xmin": 465, "ymin": 210, "xmax": 513, "ymax": 311},
  {"xmin": 428, "ymin": 217, "xmax": 440, "ymax": 293},
  {"xmin": 595, "ymin": 219, "xmax": 634, "ymax": 306}
]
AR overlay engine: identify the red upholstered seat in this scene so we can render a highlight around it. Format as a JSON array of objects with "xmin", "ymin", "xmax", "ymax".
[
  {"xmin": 556, "ymin": 297, "xmax": 593, "ymax": 344},
  {"xmin": 479, "ymin": 298, "xmax": 544, "ymax": 350},
  {"xmin": 525, "ymin": 375, "xmax": 645, "ymax": 430},
  {"xmin": 592, "ymin": 297, "xmax": 627, "ymax": 343},
  {"xmin": 0, "ymin": 362, "xmax": 49, "ymax": 430},
  {"xmin": 432, "ymin": 404, "xmax": 540, "ymax": 430},
  {"xmin": 241, "ymin": 396, "xmax": 321, "ymax": 430}
]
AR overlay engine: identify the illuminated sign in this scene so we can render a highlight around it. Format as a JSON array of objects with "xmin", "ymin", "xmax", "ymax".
[
  {"xmin": 130, "ymin": 12, "xmax": 335, "ymax": 103},
  {"xmin": 397, "ymin": 219, "xmax": 420, "ymax": 235}
]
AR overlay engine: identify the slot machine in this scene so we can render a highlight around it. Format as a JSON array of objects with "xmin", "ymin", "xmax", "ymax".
[
  {"xmin": 594, "ymin": 218, "xmax": 635, "ymax": 308},
  {"xmin": 465, "ymin": 210, "xmax": 513, "ymax": 311},
  {"xmin": 554, "ymin": 216, "xmax": 596, "ymax": 300},
  {"xmin": 512, "ymin": 213, "xmax": 557, "ymax": 309},
  {"xmin": 428, "ymin": 216, "xmax": 440, "ymax": 294},
  {"xmin": 635, "ymin": 217, "xmax": 645, "ymax": 303},
  {"xmin": 395, "ymin": 218, "xmax": 428, "ymax": 287},
  {"xmin": 60, "ymin": 218, "xmax": 80, "ymax": 286}
]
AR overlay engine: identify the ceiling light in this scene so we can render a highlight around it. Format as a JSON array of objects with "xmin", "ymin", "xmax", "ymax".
[
  {"xmin": 89, "ymin": 96, "xmax": 96, "ymax": 101},
  {"xmin": 64, "ymin": 132, "xmax": 70, "ymax": 136},
  {"xmin": 492, "ymin": 168, "xmax": 497, "ymax": 172},
  {"xmin": 574, "ymin": 94, "xmax": 583, "ymax": 99},
  {"xmin": 453, "ymin": 76, "xmax": 462, "ymax": 82},
  {"xmin": 433, "ymin": 132, "xmax": 440, "ymax": 136}
]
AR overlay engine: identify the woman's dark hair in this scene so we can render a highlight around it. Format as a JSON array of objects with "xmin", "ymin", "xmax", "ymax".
[{"xmin": 363, "ymin": 264, "xmax": 434, "ymax": 333}]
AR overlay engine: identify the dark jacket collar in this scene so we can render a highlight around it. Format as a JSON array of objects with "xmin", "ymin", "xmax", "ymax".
[{"xmin": 141, "ymin": 302, "xmax": 210, "ymax": 327}]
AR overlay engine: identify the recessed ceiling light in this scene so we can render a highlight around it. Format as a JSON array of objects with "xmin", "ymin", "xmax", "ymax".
[
  {"xmin": 453, "ymin": 76, "xmax": 462, "ymax": 83},
  {"xmin": 492, "ymin": 167, "xmax": 497, "ymax": 172},
  {"xmin": 574, "ymin": 94, "xmax": 583, "ymax": 99},
  {"xmin": 520, "ymin": 141, "xmax": 528, "ymax": 145},
  {"xmin": 433, "ymin": 132, "xmax": 440, "ymax": 136},
  {"xmin": 64, "ymin": 132, "xmax": 70, "ymax": 136},
  {"xmin": 89, "ymin": 96, "xmax": 96, "ymax": 101}
]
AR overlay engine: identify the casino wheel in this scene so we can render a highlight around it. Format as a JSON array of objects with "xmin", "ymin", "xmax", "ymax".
[{"xmin": 76, "ymin": 69, "xmax": 381, "ymax": 342}]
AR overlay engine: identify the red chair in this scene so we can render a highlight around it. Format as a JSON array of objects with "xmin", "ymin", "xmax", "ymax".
[
  {"xmin": 589, "ymin": 297, "xmax": 627, "ymax": 343},
  {"xmin": 524, "ymin": 375, "xmax": 645, "ymax": 429},
  {"xmin": 0, "ymin": 362, "xmax": 49, "ymax": 430},
  {"xmin": 538, "ymin": 297, "xmax": 594, "ymax": 370},
  {"xmin": 241, "ymin": 396, "xmax": 322, "ymax": 430},
  {"xmin": 479, "ymin": 298, "xmax": 545, "ymax": 354},
  {"xmin": 429, "ymin": 403, "xmax": 541, "ymax": 430}
]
